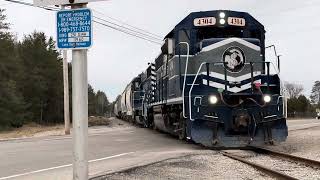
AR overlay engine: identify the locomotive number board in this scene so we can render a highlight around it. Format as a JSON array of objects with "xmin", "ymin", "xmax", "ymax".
[
  {"xmin": 228, "ymin": 17, "xmax": 246, "ymax": 26},
  {"xmin": 194, "ymin": 17, "xmax": 216, "ymax": 26}
]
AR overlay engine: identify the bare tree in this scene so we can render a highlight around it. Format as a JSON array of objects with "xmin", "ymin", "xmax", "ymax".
[{"xmin": 284, "ymin": 82, "xmax": 304, "ymax": 99}]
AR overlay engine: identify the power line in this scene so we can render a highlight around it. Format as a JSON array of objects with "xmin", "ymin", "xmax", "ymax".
[
  {"xmin": 3, "ymin": 0, "xmax": 162, "ymax": 45},
  {"xmin": 0, "ymin": 3, "xmax": 11, "ymax": 6},
  {"xmin": 93, "ymin": 20, "xmax": 162, "ymax": 45},
  {"xmin": 93, "ymin": 15, "xmax": 163, "ymax": 42},
  {"xmin": 92, "ymin": 9, "xmax": 162, "ymax": 39},
  {"xmin": 3, "ymin": 0, "xmax": 59, "ymax": 11}
]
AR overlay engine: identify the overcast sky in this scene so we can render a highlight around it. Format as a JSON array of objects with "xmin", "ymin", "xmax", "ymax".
[{"xmin": 2, "ymin": 0, "xmax": 320, "ymax": 101}]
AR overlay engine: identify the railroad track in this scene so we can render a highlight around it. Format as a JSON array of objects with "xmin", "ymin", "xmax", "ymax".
[{"xmin": 221, "ymin": 146, "xmax": 320, "ymax": 180}]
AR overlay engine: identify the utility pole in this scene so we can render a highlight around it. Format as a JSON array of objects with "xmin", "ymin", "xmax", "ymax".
[
  {"xmin": 72, "ymin": 48, "xmax": 88, "ymax": 180},
  {"xmin": 61, "ymin": 5, "xmax": 70, "ymax": 135},
  {"xmin": 71, "ymin": 4, "xmax": 89, "ymax": 180},
  {"xmin": 33, "ymin": 0, "xmax": 101, "ymax": 179}
]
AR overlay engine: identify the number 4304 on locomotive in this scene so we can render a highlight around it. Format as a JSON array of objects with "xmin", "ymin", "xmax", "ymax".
[{"xmin": 114, "ymin": 10, "xmax": 288, "ymax": 148}]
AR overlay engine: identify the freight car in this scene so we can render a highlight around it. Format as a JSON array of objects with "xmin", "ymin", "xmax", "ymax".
[
  {"xmin": 114, "ymin": 75, "xmax": 144, "ymax": 124},
  {"xmin": 115, "ymin": 10, "xmax": 288, "ymax": 147}
]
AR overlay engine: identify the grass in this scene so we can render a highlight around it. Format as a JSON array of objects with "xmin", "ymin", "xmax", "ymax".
[
  {"xmin": 0, "ymin": 116, "xmax": 111, "ymax": 140},
  {"xmin": 0, "ymin": 122, "xmax": 64, "ymax": 139}
]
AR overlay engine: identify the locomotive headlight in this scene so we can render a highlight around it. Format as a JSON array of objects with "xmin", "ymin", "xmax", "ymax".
[
  {"xmin": 209, "ymin": 95, "xmax": 218, "ymax": 104},
  {"xmin": 219, "ymin": 19, "xmax": 226, "ymax": 25},
  {"xmin": 263, "ymin": 95, "xmax": 272, "ymax": 103},
  {"xmin": 219, "ymin": 12, "xmax": 226, "ymax": 18}
]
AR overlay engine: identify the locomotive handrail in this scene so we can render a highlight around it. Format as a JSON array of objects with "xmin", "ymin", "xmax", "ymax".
[
  {"xmin": 245, "ymin": 61, "xmax": 279, "ymax": 74},
  {"xmin": 269, "ymin": 61, "xmax": 280, "ymax": 75},
  {"xmin": 188, "ymin": 62, "xmax": 229, "ymax": 120},
  {"xmin": 178, "ymin": 42, "xmax": 190, "ymax": 118},
  {"xmin": 189, "ymin": 62, "xmax": 207, "ymax": 121}
]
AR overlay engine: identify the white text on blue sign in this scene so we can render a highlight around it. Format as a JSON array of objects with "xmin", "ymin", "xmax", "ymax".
[{"xmin": 57, "ymin": 8, "xmax": 92, "ymax": 49}]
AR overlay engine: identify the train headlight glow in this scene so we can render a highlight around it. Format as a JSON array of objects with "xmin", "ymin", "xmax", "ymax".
[
  {"xmin": 263, "ymin": 95, "xmax": 272, "ymax": 103},
  {"xmin": 219, "ymin": 19, "xmax": 226, "ymax": 25},
  {"xmin": 209, "ymin": 95, "xmax": 218, "ymax": 104},
  {"xmin": 219, "ymin": 12, "xmax": 226, "ymax": 18}
]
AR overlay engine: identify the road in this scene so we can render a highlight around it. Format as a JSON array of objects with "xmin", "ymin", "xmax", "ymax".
[{"xmin": 0, "ymin": 118, "xmax": 319, "ymax": 180}]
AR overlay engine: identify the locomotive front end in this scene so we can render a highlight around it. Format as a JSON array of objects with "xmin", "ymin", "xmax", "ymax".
[{"xmin": 181, "ymin": 11, "xmax": 288, "ymax": 147}]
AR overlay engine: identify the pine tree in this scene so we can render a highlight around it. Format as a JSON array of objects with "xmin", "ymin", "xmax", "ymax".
[
  {"xmin": 0, "ymin": 9, "xmax": 9, "ymax": 31},
  {"xmin": 0, "ymin": 9, "xmax": 110, "ymax": 128},
  {"xmin": 18, "ymin": 32, "xmax": 63, "ymax": 124},
  {"xmin": 0, "ymin": 9, "xmax": 26, "ymax": 129}
]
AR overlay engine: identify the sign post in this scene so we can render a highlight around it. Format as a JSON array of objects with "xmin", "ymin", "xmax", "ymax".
[
  {"xmin": 71, "ymin": 41, "xmax": 88, "ymax": 180},
  {"xmin": 56, "ymin": 3, "xmax": 92, "ymax": 180},
  {"xmin": 34, "ymin": 0, "xmax": 105, "ymax": 179}
]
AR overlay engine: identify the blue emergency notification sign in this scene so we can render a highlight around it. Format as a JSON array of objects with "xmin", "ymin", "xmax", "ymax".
[{"xmin": 57, "ymin": 8, "xmax": 92, "ymax": 49}]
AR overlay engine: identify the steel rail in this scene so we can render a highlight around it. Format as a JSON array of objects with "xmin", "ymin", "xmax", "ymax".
[
  {"xmin": 221, "ymin": 151, "xmax": 298, "ymax": 180},
  {"xmin": 249, "ymin": 146, "xmax": 320, "ymax": 168}
]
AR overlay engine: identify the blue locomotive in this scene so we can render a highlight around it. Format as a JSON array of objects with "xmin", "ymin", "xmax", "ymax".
[{"xmin": 114, "ymin": 10, "xmax": 288, "ymax": 147}]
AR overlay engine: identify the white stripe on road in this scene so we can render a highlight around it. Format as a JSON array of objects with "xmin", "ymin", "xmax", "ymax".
[
  {"xmin": 0, "ymin": 152, "xmax": 134, "ymax": 180},
  {"xmin": 89, "ymin": 152, "xmax": 133, "ymax": 163}
]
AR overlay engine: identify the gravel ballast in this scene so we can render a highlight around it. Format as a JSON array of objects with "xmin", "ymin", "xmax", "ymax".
[{"xmin": 102, "ymin": 151, "xmax": 270, "ymax": 180}]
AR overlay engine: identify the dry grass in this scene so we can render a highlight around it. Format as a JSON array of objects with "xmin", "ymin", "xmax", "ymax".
[
  {"xmin": 0, "ymin": 116, "xmax": 111, "ymax": 140},
  {"xmin": 0, "ymin": 123, "xmax": 64, "ymax": 139},
  {"xmin": 0, "ymin": 116, "xmax": 112, "ymax": 140},
  {"xmin": 88, "ymin": 116, "xmax": 110, "ymax": 127}
]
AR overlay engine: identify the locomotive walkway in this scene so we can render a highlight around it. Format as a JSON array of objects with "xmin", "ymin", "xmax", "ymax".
[{"xmin": 0, "ymin": 119, "xmax": 319, "ymax": 180}]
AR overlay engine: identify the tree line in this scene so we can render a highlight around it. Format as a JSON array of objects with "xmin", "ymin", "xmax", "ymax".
[
  {"xmin": 0, "ymin": 9, "xmax": 110, "ymax": 130},
  {"xmin": 285, "ymin": 81, "xmax": 320, "ymax": 118}
]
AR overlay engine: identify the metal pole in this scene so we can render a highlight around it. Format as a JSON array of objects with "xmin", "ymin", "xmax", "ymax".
[
  {"xmin": 71, "ymin": 4, "xmax": 88, "ymax": 180},
  {"xmin": 61, "ymin": 5, "xmax": 70, "ymax": 135}
]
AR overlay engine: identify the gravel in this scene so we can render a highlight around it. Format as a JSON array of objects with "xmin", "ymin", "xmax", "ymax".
[
  {"xmin": 227, "ymin": 150, "xmax": 320, "ymax": 180},
  {"xmin": 268, "ymin": 125, "xmax": 320, "ymax": 161},
  {"xmin": 102, "ymin": 151, "xmax": 271, "ymax": 180},
  {"xmin": 250, "ymin": 154, "xmax": 320, "ymax": 179}
]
